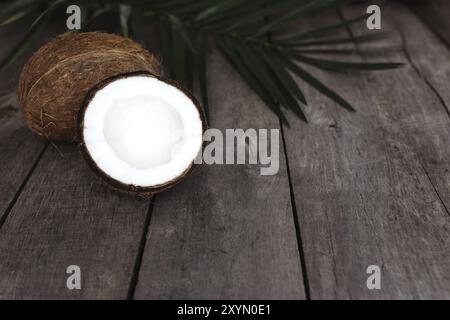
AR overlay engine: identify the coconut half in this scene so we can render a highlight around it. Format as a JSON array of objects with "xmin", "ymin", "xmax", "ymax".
[{"xmin": 79, "ymin": 72, "xmax": 206, "ymax": 197}]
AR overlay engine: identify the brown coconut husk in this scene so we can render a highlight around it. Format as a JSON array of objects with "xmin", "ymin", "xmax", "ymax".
[
  {"xmin": 17, "ymin": 32, "xmax": 160, "ymax": 142},
  {"xmin": 78, "ymin": 71, "xmax": 208, "ymax": 199}
]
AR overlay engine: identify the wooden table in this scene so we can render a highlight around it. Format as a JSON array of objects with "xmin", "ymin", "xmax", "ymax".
[{"xmin": 0, "ymin": 1, "xmax": 448, "ymax": 299}]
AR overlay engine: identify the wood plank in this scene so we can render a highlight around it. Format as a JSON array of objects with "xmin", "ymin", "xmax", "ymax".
[
  {"xmin": 281, "ymin": 2, "xmax": 450, "ymax": 299},
  {"xmin": 0, "ymin": 20, "xmax": 154, "ymax": 299},
  {"xmin": 0, "ymin": 22, "xmax": 48, "ymax": 223},
  {"xmin": 133, "ymin": 49, "xmax": 306, "ymax": 299},
  {"xmin": 390, "ymin": 4, "xmax": 450, "ymax": 211},
  {"xmin": 407, "ymin": 0, "xmax": 450, "ymax": 47},
  {"xmin": 0, "ymin": 144, "xmax": 151, "ymax": 299}
]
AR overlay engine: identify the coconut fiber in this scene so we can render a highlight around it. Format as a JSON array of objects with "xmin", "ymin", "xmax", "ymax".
[{"xmin": 17, "ymin": 32, "xmax": 160, "ymax": 142}]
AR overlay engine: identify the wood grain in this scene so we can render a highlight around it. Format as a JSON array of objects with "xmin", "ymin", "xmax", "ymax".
[
  {"xmin": 407, "ymin": 0, "xmax": 450, "ymax": 47},
  {"xmin": 280, "ymin": 2, "xmax": 450, "ymax": 299},
  {"xmin": 133, "ymin": 50, "xmax": 306, "ymax": 299},
  {"xmin": 0, "ymin": 22, "xmax": 48, "ymax": 224},
  {"xmin": 0, "ymin": 21, "xmax": 153, "ymax": 299},
  {"xmin": 391, "ymin": 4, "xmax": 450, "ymax": 212},
  {"xmin": 1, "ymin": 1, "xmax": 449, "ymax": 300},
  {"xmin": 0, "ymin": 144, "xmax": 151, "ymax": 299}
]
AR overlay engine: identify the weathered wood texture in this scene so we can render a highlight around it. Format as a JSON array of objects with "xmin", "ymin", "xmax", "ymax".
[
  {"xmin": 0, "ymin": 22, "xmax": 48, "ymax": 224},
  {"xmin": 281, "ymin": 2, "xmax": 450, "ymax": 299},
  {"xmin": 401, "ymin": 0, "xmax": 450, "ymax": 211},
  {"xmin": 0, "ymin": 1, "xmax": 449, "ymax": 300},
  {"xmin": 0, "ymin": 144, "xmax": 151, "ymax": 299},
  {"xmin": 407, "ymin": 0, "xmax": 450, "ymax": 47},
  {"xmin": 134, "ymin": 50, "xmax": 306, "ymax": 299},
  {"xmin": 0, "ymin": 21, "xmax": 153, "ymax": 299}
]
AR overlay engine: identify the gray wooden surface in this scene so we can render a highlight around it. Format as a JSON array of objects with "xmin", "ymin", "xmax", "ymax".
[
  {"xmin": 0, "ymin": 1, "xmax": 449, "ymax": 299},
  {"xmin": 0, "ymin": 25, "xmax": 48, "ymax": 226},
  {"xmin": 134, "ymin": 49, "xmax": 305, "ymax": 300},
  {"xmin": 409, "ymin": 0, "xmax": 450, "ymax": 47},
  {"xmin": 282, "ymin": 2, "xmax": 450, "ymax": 299}
]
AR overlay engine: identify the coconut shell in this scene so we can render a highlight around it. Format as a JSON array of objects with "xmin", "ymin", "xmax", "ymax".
[
  {"xmin": 17, "ymin": 32, "xmax": 160, "ymax": 142},
  {"xmin": 78, "ymin": 71, "xmax": 208, "ymax": 199}
]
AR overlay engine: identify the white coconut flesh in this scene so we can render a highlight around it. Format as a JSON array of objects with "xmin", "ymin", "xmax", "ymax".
[{"xmin": 82, "ymin": 75, "xmax": 203, "ymax": 187}]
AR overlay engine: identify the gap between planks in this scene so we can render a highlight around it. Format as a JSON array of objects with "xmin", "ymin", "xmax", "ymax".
[
  {"xmin": 127, "ymin": 196, "xmax": 155, "ymax": 299},
  {"xmin": 279, "ymin": 121, "xmax": 312, "ymax": 300},
  {"xmin": 266, "ymin": 17, "xmax": 311, "ymax": 300},
  {"xmin": 0, "ymin": 143, "xmax": 48, "ymax": 231}
]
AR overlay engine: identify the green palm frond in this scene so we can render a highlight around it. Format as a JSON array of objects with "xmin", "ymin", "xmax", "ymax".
[{"xmin": 0, "ymin": 0, "xmax": 402, "ymax": 123}]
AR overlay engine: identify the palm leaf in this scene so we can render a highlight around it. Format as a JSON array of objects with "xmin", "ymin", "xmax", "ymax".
[
  {"xmin": 194, "ymin": 0, "xmax": 247, "ymax": 22},
  {"xmin": 29, "ymin": 0, "xmax": 67, "ymax": 30},
  {"xmin": 277, "ymin": 12, "xmax": 369, "ymax": 43},
  {"xmin": 233, "ymin": 43, "xmax": 307, "ymax": 120},
  {"xmin": 171, "ymin": 19, "xmax": 188, "ymax": 85},
  {"xmin": 281, "ymin": 54, "xmax": 355, "ymax": 112},
  {"xmin": 337, "ymin": 8, "xmax": 361, "ymax": 53},
  {"xmin": 195, "ymin": 32, "xmax": 210, "ymax": 120},
  {"xmin": 158, "ymin": 20, "xmax": 173, "ymax": 76},
  {"xmin": 262, "ymin": 49, "xmax": 307, "ymax": 105},
  {"xmin": 219, "ymin": 39, "xmax": 289, "ymax": 125},
  {"xmin": 0, "ymin": 0, "xmax": 403, "ymax": 124},
  {"xmin": 291, "ymin": 53, "xmax": 404, "ymax": 72},
  {"xmin": 168, "ymin": 14, "xmax": 196, "ymax": 53},
  {"xmin": 0, "ymin": 0, "xmax": 39, "ymax": 25},
  {"xmin": 0, "ymin": 12, "xmax": 47, "ymax": 71},
  {"xmin": 255, "ymin": 0, "xmax": 347, "ymax": 36},
  {"xmin": 282, "ymin": 32, "xmax": 390, "ymax": 47},
  {"xmin": 0, "ymin": 7, "xmax": 35, "ymax": 27},
  {"xmin": 129, "ymin": 7, "xmax": 149, "ymax": 46},
  {"xmin": 223, "ymin": 1, "xmax": 306, "ymax": 32},
  {"xmin": 119, "ymin": 4, "xmax": 132, "ymax": 37}
]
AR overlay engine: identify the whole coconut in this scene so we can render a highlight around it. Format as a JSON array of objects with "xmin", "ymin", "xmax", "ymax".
[{"xmin": 17, "ymin": 32, "xmax": 159, "ymax": 142}]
